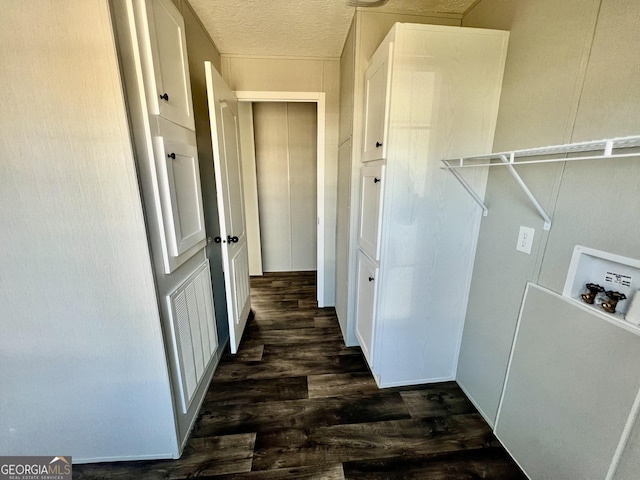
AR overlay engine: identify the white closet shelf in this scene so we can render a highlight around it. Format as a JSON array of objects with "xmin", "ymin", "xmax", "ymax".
[{"xmin": 441, "ymin": 135, "xmax": 640, "ymax": 231}]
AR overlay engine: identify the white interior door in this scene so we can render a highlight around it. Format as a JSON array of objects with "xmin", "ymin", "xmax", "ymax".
[{"xmin": 205, "ymin": 62, "xmax": 251, "ymax": 354}]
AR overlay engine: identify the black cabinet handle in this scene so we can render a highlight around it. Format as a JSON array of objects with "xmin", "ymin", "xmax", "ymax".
[
  {"xmin": 167, "ymin": 152, "xmax": 176, "ymax": 159},
  {"xmin": 374, "ymin": 177, "xmax": 380, "ymax": 183},
  {"xmin": 214, "ymin": 236, "xmax": 222, "ymax": 243},
  {"xmin": 368, "ymin": 276, "xmax": 374, "ymax": 282},
  {"xmin": 159, "ymin": 93, "xmax": 169, "ymax": 101},
  {"xmin": 228, "ymin": 235, "xmax": 239, "ymax": 243},
  {"xmin": 376, "ymin": 141, "xmax": 383, "ymax": 148}
]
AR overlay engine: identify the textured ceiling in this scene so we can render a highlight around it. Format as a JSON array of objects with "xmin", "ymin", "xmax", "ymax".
[{"xmin": 188, "ymin": 0, "xmax": 479, "ymax": 58}]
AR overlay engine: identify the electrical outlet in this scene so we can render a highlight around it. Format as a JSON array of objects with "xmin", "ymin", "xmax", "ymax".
[{"xmin": 516, "ymin": 226, "xmax": 535, "ymax": 254}]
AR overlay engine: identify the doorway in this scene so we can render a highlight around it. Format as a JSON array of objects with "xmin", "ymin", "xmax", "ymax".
[
  {"xmin": 236, "ymin": 92, "xmax": 326, "ymax": 306},
  {"xmin": 253, "ymin": 102, "xmax": 317, "ymax": 272}
]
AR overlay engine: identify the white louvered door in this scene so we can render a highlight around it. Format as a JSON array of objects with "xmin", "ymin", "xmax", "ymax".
[{"xmin": 167, "ymin": 260, "xmax": 218, "ymax": 413}]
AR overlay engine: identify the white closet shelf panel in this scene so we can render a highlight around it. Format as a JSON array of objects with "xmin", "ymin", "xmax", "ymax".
[{"xmin": 443, "ymin": 135, "xmax": 640, "ymax": 165}]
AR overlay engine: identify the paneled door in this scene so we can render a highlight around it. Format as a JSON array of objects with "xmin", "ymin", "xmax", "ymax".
[
  {"xmin": 362, "ymin": 41, "xmax": 392, "ymax": 162},
  {"xmin": 204, "ymin": 62, "xmax": 251, "ymax": 354},
  {"xmin": 152, "ymin": 136, "xmax": 206, "ymax": 258},
  {"xmin": 136, "ymin": 0, "xmax": 195, "ymax": 130}
]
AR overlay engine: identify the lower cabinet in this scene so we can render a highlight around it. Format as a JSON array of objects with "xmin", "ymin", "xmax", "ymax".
[
  {"xmin": 355, "ymin": 251, "xmax": 378, "ymax": 369},
  {"xmin": 167, "ymin": 260, "xmax": 218, "ymax": 414}
]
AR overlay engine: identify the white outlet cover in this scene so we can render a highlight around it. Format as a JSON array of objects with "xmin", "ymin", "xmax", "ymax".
[{"xmin": 516, "ymin": 226, "xmax": 535, "ymax": 254}]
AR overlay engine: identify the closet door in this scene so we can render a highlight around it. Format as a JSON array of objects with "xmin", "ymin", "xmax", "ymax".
[
  {"xmin": 135, "ymin": 0, "xmax": 195, "ymax": 130},
  {"xmin": 362, "ymin": 42, "xmax": 392, "ymax": 162}
]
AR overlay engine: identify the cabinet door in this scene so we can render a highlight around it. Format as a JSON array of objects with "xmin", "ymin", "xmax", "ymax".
[
  {"xmin": 167, "ymin": 260, "xmax": 218, "ymax": 413},
  {"xmin": 153, "ymin": 136, "xmax": 206, "ymax": 259},
  {"xmin": 137, "ymin": 0, "xmax": 195, "ymax": 130},
  {"xmin": 355, "ymin": 251, "xmax": 378, "ymax": 368},
  {"xmin": 358, "ymin": 164, "xmax": 385, "ymax": 261},
  {"xmin": 362, "ymin": 42, "xmax": 392, "ymax": 162}
]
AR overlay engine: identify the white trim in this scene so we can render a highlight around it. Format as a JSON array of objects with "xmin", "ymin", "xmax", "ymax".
[
  {"xmin": 494, "ymin": 282, "xmax": 532, "ymax": 431},
  {"xmin": 607, "ymin": 385, "xmax": 640, "ymax": 479},
  {"xmin": 377, "ymin": 375, "xmax": 455, "ymax": 389},
  {"xmin": 235, "ymin": 91, "xmax": 327, "ymax": 307},
  {"xmin": 457, "ymin": 380, "xmax": 495, "ymax": 429}
]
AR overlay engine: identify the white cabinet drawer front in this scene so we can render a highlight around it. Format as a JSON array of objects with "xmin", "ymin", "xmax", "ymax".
[
  {"xmin": 358, "ymin": 164, "xmax": 385, "ymax": 261},
  {"xmin": 153, "ymin": 136, "xmax": 206, "ymax": 259},
  {"xmin": 355, "ymin": 251, "xmax": 379, "ymax": 368},
  {"xmin": 136, "ymin": 0, "xmax": 195, "ymax": 130}
]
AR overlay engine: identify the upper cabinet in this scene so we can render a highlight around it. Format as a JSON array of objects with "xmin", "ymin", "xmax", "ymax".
[
  {"xmin": 134, "ymin": 0, "xmax": 195, "ymax": 130},
  {"xmin": 128, "ymin": 0, "xmax": 206, "ymax": 273},
  {"xmin": 362, "ymin": 43, "xmax": 392, "ymax": 162}
]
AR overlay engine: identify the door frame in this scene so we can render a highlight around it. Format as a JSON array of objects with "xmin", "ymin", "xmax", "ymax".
[{"xmin": 236, "ymin": 91, "xmax": 326, "ymax": 307}]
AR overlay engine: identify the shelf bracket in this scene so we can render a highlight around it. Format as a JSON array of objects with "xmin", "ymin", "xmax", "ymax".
[
  {"xmin": 499, "ymin": 155, "xmax": 552, "ymax": 230},
  {"xmin": 442, "ymin": 160, "xmax": 488, "ymax": 217}
]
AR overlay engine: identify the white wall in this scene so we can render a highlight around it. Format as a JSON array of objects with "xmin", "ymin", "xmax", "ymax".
[
  {"xmin": 221, "ymin": 56, "xmax": 340, "ymax": 306},
  {"xmin": 0, "ymin": 0, "xmax": 178, "ymax": 461},
  {"xmin": 457, "ymin": 0, "xmax": 640, "ymax": 451}
]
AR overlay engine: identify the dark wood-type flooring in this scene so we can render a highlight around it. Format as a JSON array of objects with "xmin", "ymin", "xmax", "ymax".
[{"xmin": 74, "ymin": 271, "xmax": 526, "ymax": 479}]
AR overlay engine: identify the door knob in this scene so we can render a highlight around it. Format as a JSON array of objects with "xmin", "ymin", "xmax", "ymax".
[
  {"xmin": 368, "ymin": 276, "xmax": 375, "ymax": 282},
  {"xmin": 213, "ymin": 236, "xmax": 222, "ymax": 243},
  {"xmin": 167, "ymin": 152, "xmax": 176, "ymax": 159},
  {"xmin": 159, "ymin": 93, "xmax": 169, "ymax": 101},
  {"xmin": 374, "ymin": 177, "xmax": 380, "ymax": 183},
  {"xmin": 228, "ymin": 235, "xmax": 239, "ymax": 243},
  {"xmin": 375, "ymin": 141, "xmax": 383, "ymax": 148}
]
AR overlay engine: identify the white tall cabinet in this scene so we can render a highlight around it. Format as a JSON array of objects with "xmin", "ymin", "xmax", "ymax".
[
  {"xmin": 353, "ymin": 24, "xmax": 508, "ymax": 387},
  {"xmin": 2, "ymin": 0, "xmax": 222, "ymax": 463},
  {"xmin": 112, "ymin": 0, "xmax": 221, "ymax": 454}
]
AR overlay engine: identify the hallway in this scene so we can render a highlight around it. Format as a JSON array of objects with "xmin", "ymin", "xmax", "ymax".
[{"xmin": 74, "ymin": 272, "xmax": 525, "ymax": 479}]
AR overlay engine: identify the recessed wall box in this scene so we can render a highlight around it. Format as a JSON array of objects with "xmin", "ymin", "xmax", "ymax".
[{"xmin": 563, "ymin": 245, "xmax": 640, "ymax": 318}]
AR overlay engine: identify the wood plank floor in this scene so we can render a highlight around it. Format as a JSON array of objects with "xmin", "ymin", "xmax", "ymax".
[{"xmin": 74, "ymin": 271, "xmax": 526, "ymax": 479}]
